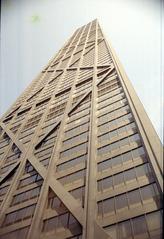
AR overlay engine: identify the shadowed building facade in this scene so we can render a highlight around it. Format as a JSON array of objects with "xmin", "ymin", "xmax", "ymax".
[{"xmin": 0, "ymin": 19, "xmax": 163, "ymax": 239}]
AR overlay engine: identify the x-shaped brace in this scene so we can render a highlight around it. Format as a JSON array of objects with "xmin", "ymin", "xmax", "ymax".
[{"xmin": 0, "ymin": 65, "xmax": 114, "ymax": 231}]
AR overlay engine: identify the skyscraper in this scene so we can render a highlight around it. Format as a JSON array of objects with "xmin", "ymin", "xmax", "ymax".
[{"xmin": 0, "ymin": 19, "xmax": 163, "ymax": 239}]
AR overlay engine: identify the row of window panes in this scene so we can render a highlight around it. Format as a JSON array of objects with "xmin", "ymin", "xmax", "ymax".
[
  {"xmin": 0, "ymin": 185, "xmax": 10, "ymax": 196},
  {"xmin": 46, "ymin": 108, "xmax": 65, "ymax": 120},
  {"xmin": 0, "ymin": 142, "xmax": 10, "ymax": 151},
  {"xmin": 98, "ymin": 82, "xmax": 120, "ymax": 97},
  {"xmin": 34, "ymin": 146, "xmax": 54, "ymax": 160},
  {"xmin": 22, "ymin": 118, "xmax": 42, "ymax": 131},
  {"xmin": 62, "ymin": 131, "xmax": 88, "ymax": 149},
  {"xmin": 54, "ymin": 91, "xmax": 70, "ymax": 104},
  {"xmin": 72, "ymin": 93, "xmax": 86, "ymax": 105},
  {"xmin": 42, "ymin": 212, "xmax": 82, "ymax": 234},
  {"xmin": 70, "ymin": 186, "xmax": 85, "ymax": 207},
  {"xmin": 58, "ymin": 169, "xmax": 86, "ymax": 185},
  {"xmin": 57, "ymin": 154, "xmax": 87, "ymax": 172},
  {"xmin": 97, "ymin": 133, "xmax": 140, "ymax": 156},
  {"xmin": 11, "ymin": 185, "xmax": 41, "ymax": 205},
  {"xmin": 62, "ymin": 70, "xmax": 77, "ymax": 83},
  {"xmin": 98, "ymin": 146, "xmax": 146, "ymax": 172},
  {"xmin": 98, "ymin": 105, "xmax": 130, "ymax": 126},
  {"xmin": 26, "ymin": 87, "xmax": 43, "ymax": 102},
  {"xmin": 97, "ymin": 163, "xmax": 153, "ymax": 192},
  {"xmin": 10, "ymin": 115, "xmax": 25, "ymax": 127},
  {"xmin": 24, "ymin": 163, "xmax": 35, "ymax": 174},
  {"xmin": 105, "ymin": 210, "xmax": 163, "ymax": 239},
  {"xmin": 98, "ymin": 112, "xmax": 133, "ymax": 134},
  {"xmin": 35, "ymin": 130, "xmax": 57, "ymax": 149},
  {"xmin": 98, "ymin": 98, "xmax": 127, "ymax": 117},
  {"xmin": 0, "ymin": 226, "xmax": 29, "ymax": 239},
  {"xmin": 50, "ymin": 98, "xmax": 68, "ymax": 110},
  {"xmin": 19, "ymin": 130, "xmax": 35, "ymax": 144},
  {"xmin": 73, "ymin": 95, "xmax": 91, "ymax": 107},
  {"xmin": 98, "ymin": 87, "xmax": 123, "ymax": 103},
  {"xmin": 68, "ymin": 109, "xmax": 90, "ymax": 123},
  {"xmin": 37, "ymin": 135, "xmax": 57, "ymax": 149},
  {"xmin": 82, "ymin": 50, "xmax": 95, "ymax": 67},
  {"xmin": 69, "ymin": 50, "xmax": 82, "ymax": 66},
  {"xmin": 20, "ymin": 126, "xmax": 36, "ymax": 136},
  {"xmin": 74, "ymin": 80, "xmax": 92, "ymax": 92},
  {"xmin": 98, "ymin": 92, "xmax": 124, "ymax": 110},
  {"xmin": 98, "ymin": 54, "xmax": 112, "ymax": 66},
  {"xmin": 49, "ymin": 102, "xmax": 66, "ymax": 113},
  {"xmin": 65, "ymin": 122, "xmax": 89, "ymax": 139},
  {"xmin": 10, "ymin": 123, "xmax": 21, "ymax": 134},
  {"xmin": 70, "ymin": 102, "xmax": 91, "ymax": 117},
  {"xmin": 72, "ymin": 91, "xmax": 91, "ymax": 105},
  {"xmin": 31, "ymin": 104, "xmax": 48, "ymax": 116},
  {"xmin": 40, "ymin": 157, "xmax": 50, "ymax": 168},
  {"xmin": 60, "ymin": 142, "xmax": 87, "ymax": 159},
  {"xmin": 75, "ymin": 76, "xmax": 92, "ymax": 88},
  {"xmin": 0, "ymin": 162, "xmax": 18, "ymax": 175},
  {"xmin": 73, "ymin": 84, "xmax": 92, "ymax": 96},
  {"xmin": 18, "ymin": 173, "xmax": 43, "ymax": 189},
  {"xmin": 78, "ymin": 69, "xmax": 93, "ymax": 82},
  {"xmin": 98, "ymin": 122, "xmax": 136, "ymax": 144},
  {"xmin": 58, "ymin": 80, "xmax": 73, "ymax": 91},
  {"xmin": 98, "ymin": 78, "xmax": 119, "ymax": 92},
  {"xmin": 98, "ymin": 183, "xmax": 161, "ymax": 218},
  {"xmin": 3, "ymin": 204, "xmax": 36, "ymax": 226},
  {"xmin": 1, "ymin": 150, "xmax": 19, "ymax": 168},
  {"xmin": 0, "ymin": 136, "xmax": 11, "ymax": 149},
  {"xmin": 47, "ymin": 190, "xmax": 67, "ymax": 213},
  {"xmin": 66, "ymin": 115, "xmax": 90, "ymax": 131}
]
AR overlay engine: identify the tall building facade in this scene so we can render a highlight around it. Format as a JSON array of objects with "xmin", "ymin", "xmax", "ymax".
[{"xmin": 0, "ymin": 19, "xmax": 163, "ymax": 239}]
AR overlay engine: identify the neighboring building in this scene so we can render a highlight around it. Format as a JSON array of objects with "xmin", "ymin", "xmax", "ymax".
[{"xmin": 0, "ymin": 19, "xmax": 163, "ymax": 239}]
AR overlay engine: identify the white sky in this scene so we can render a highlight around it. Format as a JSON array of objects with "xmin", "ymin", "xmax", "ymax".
[{"xmin": 0, "ymin": 0, "xmax": 163, "ymax": 142}]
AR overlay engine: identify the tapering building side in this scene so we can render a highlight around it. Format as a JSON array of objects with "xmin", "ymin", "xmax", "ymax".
[{"xmin": 0, "ymin": 19, "xmax": 163, "ymax": 239}]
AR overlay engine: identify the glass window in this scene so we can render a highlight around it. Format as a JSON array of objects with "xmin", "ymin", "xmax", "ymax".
[
  {"xmin": 102, "ymin": 176, "xmax": 113, "ymax": 191},
  {"xmin": 128, "ymin": 189, "xmax": 142, "ymax": 208},
  {"xmin": 110, "ymin": 130, "xmax": 118, "ymax": 140},
  {"xmin": 106, "ymin": 224, "xmax": 117, "ymax": 239},
  {"xmin": 115, "ymin": 193, "xmax": 128, "ymax": 212},
  {"xmin": 110, "ymin": 141, "xmax": 118, "ymax": 152},
  {"xmin": 140, "ymin": 184, "xmax": 159, "ymax": 205},
  {"xmin": 43, "ymin": 216, "xmax": 58, "ymax": 232},
  {"xmin": 103, "ymin": 198, "xmax": 115, "ymax": 216},
  {"xmin": 70, "ymin": 186, "xmax": 85, "ymax": 206},
  {"xmin": 124, "ymin": 168, "xmax": 136, "ymax": 184},
  {"xmin": 132, "ymin": 147, "xmax": 145, "ymax": 159},
  {"xmin": 113, "ymin": 172, "xmax": 124, "ymax": 188},
  {"xmin": 98, "ymin": 158, "xmax": 112, "ymax": 172},
  {"xmin": 122, "ymin": 151, "xmax": 132, "ymax": 164},
  {"xmin": 98, "ymin": 133, "xmax": 110, "ymax": 143},
  {"xmin": 3, "ymin": 211, "xmax": 16, "ymax": 226},
  {"xmin": 112, "ymin": 155, "xmax": 122, "ymax": 168},
  {"xmin": 136, "ymin": 164, "xmax": 153, "ymax": 181},
  {"xmin": 58, "ymin": 213, "xmax": 69, "ymax": 228},
  {"xmin": 68, "ymin": 214, "xmax": 81, "ymax": 233},
  {"xmin": 118, "ymin": 220, "xmax": 132, "ymax": 239},
  {"xmin": 132, "ymin": 215, "xmax": 148, "ymax": 237},
  {"xmin": 146, "ymin": 211, "xmax": 163, "ymax": 238},
  {"xmin": 119, "ymin": 137, "xmax": 129, "ymax": 148},
  {"xmin": 0, "ymin": 227, "xmax": 29, "ymax": 239}
]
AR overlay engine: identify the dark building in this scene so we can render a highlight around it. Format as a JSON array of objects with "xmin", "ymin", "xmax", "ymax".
[{"xmin": 0, "ymin": 19, "xmax": 163, "ymax": 239}]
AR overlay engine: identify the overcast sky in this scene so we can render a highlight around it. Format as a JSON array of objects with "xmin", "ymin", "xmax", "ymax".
[{"xmin": 0, "ymin": 0, "xmax": 163, "ymax": 142}]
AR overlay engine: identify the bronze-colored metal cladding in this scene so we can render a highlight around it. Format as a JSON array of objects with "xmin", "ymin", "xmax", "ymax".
[{"xmin": 0, "ymin": 19, "xmax": 163, "ymax": 239}]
